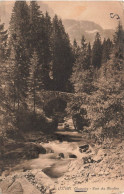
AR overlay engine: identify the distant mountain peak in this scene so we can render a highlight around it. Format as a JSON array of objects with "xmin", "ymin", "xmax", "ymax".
[{"xmin": 63, "ymin": 19, "xmax": 114, "ymax": 44}]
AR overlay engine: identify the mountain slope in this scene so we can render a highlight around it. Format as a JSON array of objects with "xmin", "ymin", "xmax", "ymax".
[{"xmin": 63, "ymin": 19, "xmax": 114, "ymax": 44}]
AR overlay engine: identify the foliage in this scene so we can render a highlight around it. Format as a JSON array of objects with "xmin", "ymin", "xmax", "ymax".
[
  {"xmin": 91, "ymin": 23, "xmax": 124, "ymax": 138},
  {"xmin": 69, "ymin": 23, "xmax": 124, "ymax": 139},
  {"xmin": 102, "ymin": 38, "xmax": 113, "ymax": 63},
  {"xmin": 0, "ymin": 0, "xmax": 123, "ymax": 142},
  {"xmin": 9, "ymin": 1, "xmax": 30, "ymax": 110},
  {"xmin": 29, "ymin": 2, "xmax": 52, "ymax": 90},
  {"xmin": 70, "ymin": 36, "xmax": 94, "ymax": 94},
  {"xmin": 92, "ymin": 32, "xmax": 102, "ymax": 68},
  {"xmin": 28, "ymin": 50, "xmax": 44, "ymax": 113},
  {"xmin": 52, "ymin": 15, "xmax": 74, "ymax": 92},
  {"xmin": 0, "ymin": 23, "xmax": 8, "ymax": 61}
]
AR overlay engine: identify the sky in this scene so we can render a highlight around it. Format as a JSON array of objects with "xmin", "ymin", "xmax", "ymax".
[
  {"xmin": 0, "ymin": 1, "xmax": 123, "ymax": 29},
  {"xmin": 45, "ymin": 1, "xmax": 124, "ymax": 29}
]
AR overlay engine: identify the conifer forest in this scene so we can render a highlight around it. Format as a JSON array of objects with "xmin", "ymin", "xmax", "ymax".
[{"xmin": 0, "ymin": 1, "xmax": 124, "ymax": 194}]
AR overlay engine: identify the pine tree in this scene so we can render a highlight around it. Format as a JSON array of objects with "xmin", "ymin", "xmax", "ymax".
[
  {"xmin": 0, "ymin": 22, "xmax": 7, "ymax": 110},
  {"xmin": 0, "ymin": 21, "xmax": 8, "ymax": 103},
  {"xmin": 79, "ymin": 35, "xmax": 88, "ymax": 70},
  {"xmin": 70, "ymin": 36, "xmax": 94, "ymax": 94},
  {"xmin": 28, "ymin": 51, "xmax": 42, "ymax": 113},
  {"xmin": 102, "ymin": 38, "xmax": 113, "ymax": 63},
  {"xmin": 95, "ymin": 23, "xmax": 124, "ymax": 96},
  {"xmin": 73, "ymin": 39, "xmax": 80, "ymax": 59},
  {"xmin": 0, "ymin": 21, "xmax": 16, "ymax": 133},
  {"xmin": 93, "ymin": 23, "xmax": 124, "ymax": 137},
  {"xmin": 113, "ymin": 22, "xmax": 124, "ymax": 59},
  {"xmin": 9, "ymin": 1, "xmax": 30, "ymax": 47},
  {"xmin": 9, "ymin": 1, "xmax": 30, "ymax": 110},
  {"xmin": 87, "ymin": 42, "xmax": 92, "ymax": 69},
  {"xmin": 0, "ymin": 21, "xmax": 8, "ymax": 108},
  {"xmin": 52, "ymin": 15, "xmax": 74, "ymax": 91},
  {"xmin": 29, "ymin": 1, "xmax": 43, "ymax": 90},
  {"xmin": 0, "ymin": 22, "xmax": 8, "ymax": 61},
  {"xmin": 92, "ymin": 32, "xmax": 102, "ymax": 68},
  {"xmin": 29, "ymin": 1, "xmax": 43, "ymax": 53},
  {"xmin": 41, "ymin": 12, "xmax": 53, "ymax": 89},
  {"xmin": 29, "ymin": 2, "xmax": 52, "ymax": 90},
  {"xmin": 81, "ymin": 36, "xmax": 87, "ymax": 52}
]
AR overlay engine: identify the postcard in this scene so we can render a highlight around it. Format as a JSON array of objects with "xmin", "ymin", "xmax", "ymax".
[{"xmin": 0, "ymin": 1, "xmax": 124, "ymax": 194}]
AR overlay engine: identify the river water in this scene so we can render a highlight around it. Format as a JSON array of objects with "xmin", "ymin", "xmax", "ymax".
[{"xmin": 26, "ymin": 130, "xmax": 91, "ymax": 179}]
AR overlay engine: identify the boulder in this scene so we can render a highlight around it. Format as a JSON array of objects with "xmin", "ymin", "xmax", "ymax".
[
  {"xmin": 7, "ymin": 181, "xmax": 23, "ymax": 194},
  {"xmin": 3, "ymin": 143, "xmax": 46, "ymax": 161},
  {"xmin": 79, "ymin": 144, "xmax": 89, "ymax": 153},
  {"xmin": 17, "ymin": 177, "xmax": 41, "ymax": 194},
  {"xmin": 35, "ymin": 171, "xmax": 54, "ymax": 188},
  {"xmin": 0, "ymin": 178, "xmax": 15, "ymax": 193}
]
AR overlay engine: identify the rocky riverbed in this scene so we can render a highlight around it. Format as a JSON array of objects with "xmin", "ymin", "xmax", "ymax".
[{"xmin": 0, "ymin": 130, "xmax": 124, "ymax": 194}]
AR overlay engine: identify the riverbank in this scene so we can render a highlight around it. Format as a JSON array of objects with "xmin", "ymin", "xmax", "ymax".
[{"xmin": 0, "ymin": 130, "xmax": 124, "ymax": 194}]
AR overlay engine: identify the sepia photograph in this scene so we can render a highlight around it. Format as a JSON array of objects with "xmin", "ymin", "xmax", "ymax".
[{"xmin": 0, "ymin": 1, "xmax": 124, "ymax": 194}]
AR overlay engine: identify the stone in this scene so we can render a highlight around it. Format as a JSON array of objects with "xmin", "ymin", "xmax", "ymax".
[
  {"xmin": 45, "ymin": 147, "xmax": 54, "ymax": 154},
  {"xmin": 82, "ymin": 156, "xmax": 94, "ymax": 164},
  {"xmin": 35, "ymin": 171, "xmax": 54, "ymax": 188},
  {"xmin": 7, "ymin": 181, "xmax": 23, "ymax": 194},
  {"xmin": 59, "ymin": 153, "xmax": 64, "ymax": 158},
  {"xmin": 3, "ymin": 143, "xmax": 46, "ymax": 162},
  {"xmin": 69, "ymin": 154, "xmax": 77, "ymax": 158},
  {"xmin": 0, "ymin": 178, "xmax": 15, "ymax": 193},
  {"xmin": 79, "ymin": 144, "xmax": 89, "ymax": 153},
  {"xmin": 92, "ymin": 149, "xmax": 105, "ymax": 163},
  {"xmin": 25, "ymin": 143, "xmax": 46, "ymax": 159}
]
